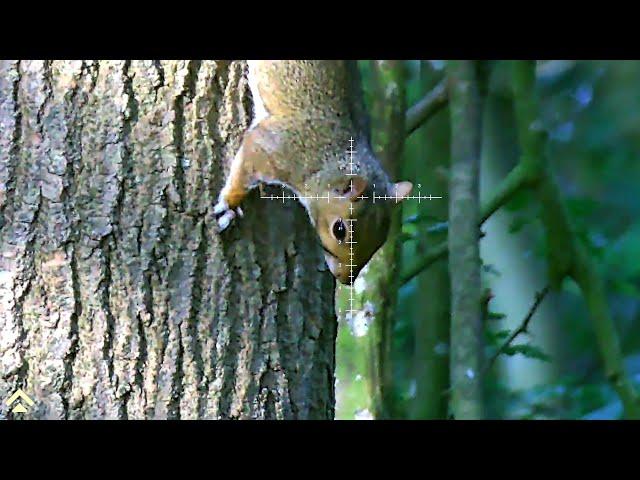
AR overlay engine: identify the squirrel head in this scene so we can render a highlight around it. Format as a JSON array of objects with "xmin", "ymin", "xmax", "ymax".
[{"xmin": 313, "ymin": 175, "xmax": 413, "ymax": 285}]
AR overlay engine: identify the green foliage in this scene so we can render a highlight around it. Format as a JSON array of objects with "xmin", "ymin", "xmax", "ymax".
[
  {"xmin": 335, "ymin": 60, "xmax": 640, "ymax": 419},
  {"xmin": 501, "ymin": 344, "xmax": 551, "ymax": 362}
]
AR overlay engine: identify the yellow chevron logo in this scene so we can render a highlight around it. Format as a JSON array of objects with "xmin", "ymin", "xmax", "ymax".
[{"xmin": 5, "ymin": 389, "xmax": 34, "ymax": 414}]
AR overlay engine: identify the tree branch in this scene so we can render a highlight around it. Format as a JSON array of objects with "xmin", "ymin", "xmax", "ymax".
[
  {"xmin": 405, "ymin": 61, "xmax": 575, "ymax": 136},
  {"xmin": 401, "ymin": 242, "xmax": 448, "ymax": 285},
  {"xmin": 400, "ymin": 162, "xmax": 540, "ymax": 285},
  {"xmin": 405, "ymin": 79, "xmax": 448, "ymax": 136},
  {"xmin": 511, "ymin": 60, "xmax": 640, "ymax": 419},
  {"xmin": 484, "ymin": 286, "xmax": 549, "ymax": 374}
]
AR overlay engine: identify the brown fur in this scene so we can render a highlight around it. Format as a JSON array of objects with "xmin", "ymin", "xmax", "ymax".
[{"xmin": 215, "ymin": 61, "xmax": 412, "ymax": 284}]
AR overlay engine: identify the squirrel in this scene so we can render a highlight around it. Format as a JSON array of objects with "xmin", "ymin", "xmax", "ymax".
[{"xmin": 214, "ymin": 60, "xmax": 413, "ymax": 285}]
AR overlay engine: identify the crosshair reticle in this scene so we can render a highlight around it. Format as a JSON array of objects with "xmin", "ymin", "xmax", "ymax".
[{"xmin": 260, "ymin": 137, "xmax": 443, "ymax": 319}]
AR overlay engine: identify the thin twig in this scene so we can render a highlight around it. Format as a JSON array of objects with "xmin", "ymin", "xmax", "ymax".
[
  {"xmin": 484, "ymin": 286, "xmax": 550, "ymax": 374},
  {"xmin": 405, "ymin": 79, "xmax": 448, "ymax": 136},
  {"xmin": 439, "ymin": 286, "xmax": 549, "ymax": 400}
]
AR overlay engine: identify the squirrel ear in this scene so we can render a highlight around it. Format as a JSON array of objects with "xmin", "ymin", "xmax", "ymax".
[
  {"xmin": 393, "ymin": 181, "xmax": 413, "ymax": 202},
  {"xmin": 344, "ymin": 176, "xmax": 368, "ymax": 201}
]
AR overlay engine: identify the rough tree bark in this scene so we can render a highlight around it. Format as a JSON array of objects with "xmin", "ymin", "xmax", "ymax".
[{"xmin": 0, "ymin": 60, "xmax": 336, "ymax": 420}]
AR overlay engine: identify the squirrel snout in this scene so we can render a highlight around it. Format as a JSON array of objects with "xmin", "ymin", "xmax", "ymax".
[{"xmin": 324, "ymin": 252, "xmax": 357, "ymax": 285}]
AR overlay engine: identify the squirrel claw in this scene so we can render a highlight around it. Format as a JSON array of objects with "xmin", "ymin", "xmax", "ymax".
[
  {"xmin": 213, "ymin": 199, "xmax": 242, "ymax": 232},
  {"xmin": 213, "ymin": 198, "xmax": 229, "ymax": 216},
  {"xmin": 216, "ymin": 209, "xmax": 236, "ymax": 232}
]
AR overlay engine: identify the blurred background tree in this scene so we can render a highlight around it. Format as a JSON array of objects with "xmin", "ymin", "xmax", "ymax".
[{"xmin": 336, "ymin": 60, "xmax": 640, "ymax": 420}]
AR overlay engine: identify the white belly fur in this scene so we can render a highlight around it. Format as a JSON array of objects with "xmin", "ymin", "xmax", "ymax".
[{"xmin": 247, "ymin": 60, "xmax": 268, "ymax": 127}]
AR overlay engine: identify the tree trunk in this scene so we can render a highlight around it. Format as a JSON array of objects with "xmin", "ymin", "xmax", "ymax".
[
  {"xmin": 365, "ymin": 60, "xmax": 407, "ymax": 419},
  {"xmin": 411, "ymin": 61, "xmax": 451, "ymax": 420},
  {"xmin": 447, "ymin": 60, "xmax": 485, "ymax": 419},
  {"xmin": 0, "ymin": 60, "xmax": 336, "ymax": 420}
]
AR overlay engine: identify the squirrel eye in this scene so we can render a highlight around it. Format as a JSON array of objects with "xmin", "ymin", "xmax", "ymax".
[{"xmin": 332, "ymin": 219, "xmax": 347, "ymax": 242}]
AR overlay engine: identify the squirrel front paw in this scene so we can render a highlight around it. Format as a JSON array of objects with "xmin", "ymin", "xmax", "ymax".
[{"xmin": 213, "ymin": 198, "xmax": 244, "ymax": 232}]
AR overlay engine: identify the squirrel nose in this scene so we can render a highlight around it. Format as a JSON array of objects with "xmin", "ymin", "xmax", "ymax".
[
  {"xmin": 324, "ymin": 252, "xmax": 350, "ymax": 285},
  {"xmin": 336, "ymin": 271, "xmax": 354, "ymax": 286},
  {"xmin": 324, "ymin": 253, "xmax": 354, "ymax": 285}
]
